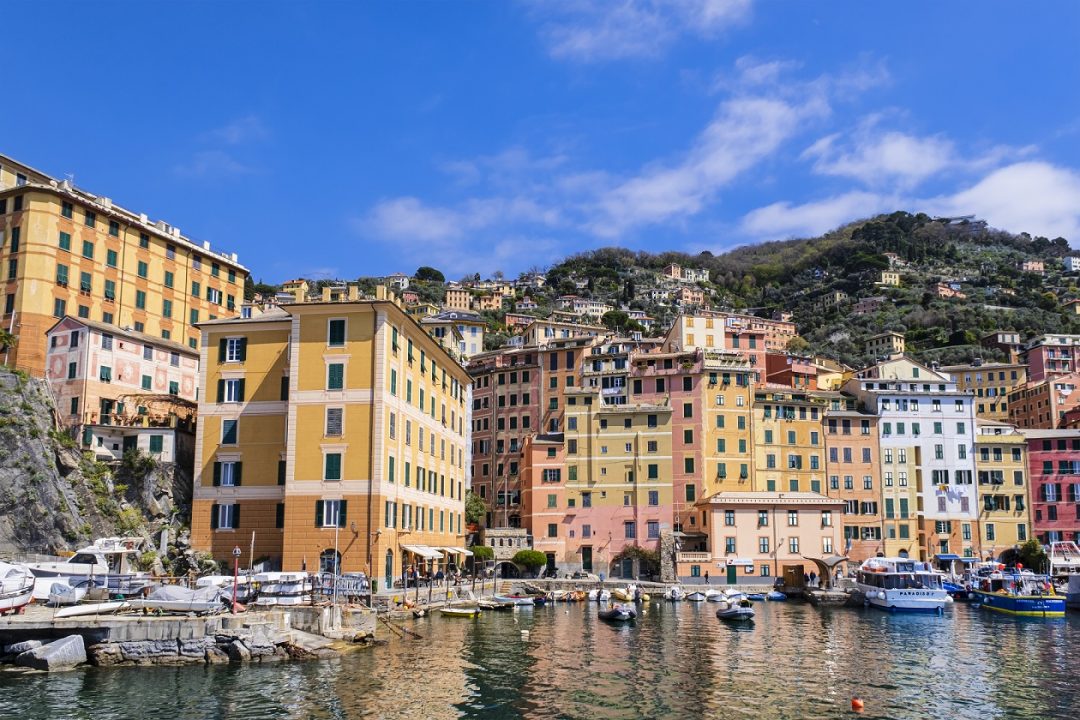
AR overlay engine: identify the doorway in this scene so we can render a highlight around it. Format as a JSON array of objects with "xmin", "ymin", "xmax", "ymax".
[
  {"xmin": 581, "ymin": 547, "xmax": 593, "ymax": 572},
  {"xmin": 726, "ymin": 565, "xmax": 738, "ymax": 584}
]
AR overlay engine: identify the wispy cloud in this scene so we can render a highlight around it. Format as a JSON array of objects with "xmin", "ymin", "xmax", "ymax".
[
  {"xmin": 173, "ymin": 150, "xmax": 254, "ymax": 179},
  {"xmin": 741, "ymin": 190, "xmax": 900, "ymax": 239},
  {"xmin": 532, "ymin": 0, "xmax": 752, "ymax": 62},
  {"xmin": 203, "ymin": 115, "xmax": 270, "ymax": 145}
]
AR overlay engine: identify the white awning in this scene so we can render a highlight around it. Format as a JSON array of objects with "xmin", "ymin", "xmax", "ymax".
[
  {"xmin": 401, "ymin": 545, "xmax": 443, "ymax": 560},
  {"xmin": 441, "ymin": 546, "xmax": 474, "ymax": 557}
]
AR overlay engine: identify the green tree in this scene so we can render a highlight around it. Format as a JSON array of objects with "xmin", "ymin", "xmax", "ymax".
[
  {"xmin": 786, "ymin": 336, "xmax": 811, "ymax": 353},
  {"xmin": 470, "ymin": 545, "xmax": 494, "ymax": 562},
  {"xmin": 464, "ymin": 490, "xmax": 486, "ymax": 525},
  {"xmin": 0, "ymin": 328, "xmax": 16, "ymax": 352},
  {"xmin": 415, "ymin": 266, "xmax": 445, "ymax": 283},
  {"xmin": 601, "ymin": 310, "xmax": 630, "ymax": 331},
  {"xmin": 511, "ymin": 549, "xmax": 547, "ymax": 575},
  {"xmin": 243, "ymin": 275, "xmax": 256, "ymax": 301}
]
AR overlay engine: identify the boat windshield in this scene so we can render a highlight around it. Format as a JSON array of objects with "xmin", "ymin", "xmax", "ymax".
[{"xmin": 68, "ymin": 553, "xmax": 101, "ymax": 565}]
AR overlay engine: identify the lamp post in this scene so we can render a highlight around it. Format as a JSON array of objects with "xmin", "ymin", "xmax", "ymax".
[{"xmin": 231, "ymin": 546, "xmax": 242, "ymax": 613}]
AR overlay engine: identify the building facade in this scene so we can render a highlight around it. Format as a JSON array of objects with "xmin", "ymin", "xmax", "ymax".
[
  {"xmin": 974, "ymin": 421, "xmax": 1030, "ymax": 558},
  {"xmin": 1024, "ymin": 429, "xmax": 1080, "ymax": 544}
]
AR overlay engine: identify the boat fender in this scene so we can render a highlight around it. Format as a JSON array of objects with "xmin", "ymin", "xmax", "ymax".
[{"xmin": 851, "ymin": 698, "xmax": 865, "ymax": 713}]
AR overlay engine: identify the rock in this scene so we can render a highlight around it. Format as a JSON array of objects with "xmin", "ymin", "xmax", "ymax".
[
  {"xmin": 88, "ymin": 643, "xmax": 123, "ymax": 667},
  {"xmin": 16, "ymin": 635, "xmax": 86, "ymax": 671},
  {"xmin": 226, "ymin": 639, "xmax": 250, "ymax": 663},
  {"xmin": 119, "ymin": 639, "xmax": 179, "ymax": 662},
  {"xmin": 205, "ymin": 646, "xmax": 230, "ymax": 665},
  {"xmin": 3, "ymin": 640, "xmax": 42, "ymax": 655},
  {"xmin": 179, "ymin": 638, "xmax": 213, "ymax": 658}
]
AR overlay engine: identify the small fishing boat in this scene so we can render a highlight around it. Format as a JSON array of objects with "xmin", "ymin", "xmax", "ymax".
[
  {"xmin": 715, "ymin": 595, "xmax": 755, "ymax": 621},
  {"xmin": 971, "ymin": 570, "xmax": 1065, "ymax": 618},
  {"xmin": 704, "ymin": 588, "xmax": 725, "ymax": 602},
  {"xmin": 47, "ymin": 581, "xmax": 88, "ymax": 607},
  {"xmin": 611, "ymin": 587, "xmax": 633, "ymax": 602},
  {"xmin": 664, "ymin": 585, "xmax": 685, "ymax": 601},
  {"xmin": 766, "ymin": 591, "xmax": 787, "ymax": 601},
  {"xmin": 598, "ymin": 603, "xmax": 637, "ymax": 622},
  {"xmin": 587, "ymin": 588, "xmax": 611, "ymax": 602},
  {"xmin": 0, "ymin": 562, "xmax": 34, "ymax": 616},
  {"xmin": 439, "ymin": 605, "xmax": 481, "ymax": 618},
  {"xmin": 127, "ymin": 584, "xmax": 227, "ymax": 615},
  {"xmin": 478, "ymin": 598, "xmax": 514, "ymax": 611},
  {"xmin": 745, "ymin": 593, "xmax": 765, "ymax": 602},
  {"xmin": 685, "ymin": 590, "xmax": 706, "ymax": 602},
  {"xmin": 54, "ymin": 601, "xmax": 130, "ymax": 618}
]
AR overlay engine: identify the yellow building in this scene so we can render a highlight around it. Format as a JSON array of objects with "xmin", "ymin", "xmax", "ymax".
[
  {"xmin": 444, "ymin": 288, "xmax": 472, "ymax": 311},
  {"xmin": 974, "ymin": 421, "xmax": 1031, "ymax": 557},
  {"xmin": 865, "ymin": 331, "xmax": 905, "ymax": 358},
  {"xmin": 879, "ymin": 271, "xmax": 901, "ymax": 287},
  {"xmin": 751, "ymin": 388, "xmax": 827, "ymax": 494},
  {"xmin": 191, "ymin": 291, "xmax": 472, "ymax": 588},
  {"xmin": 665, "ymin": 313, "xmax": 725, "ymax": 351},
  {"xmin": 0, "ymin": 153, "xmax": 248, "ymax": 376},
  {"xmin": 941, "ymin": 361, "xmax": 1027, "ymax": 423},
  {"xmin": 701, "ymin": 351, "xmax": 754, "ymax": 497}
]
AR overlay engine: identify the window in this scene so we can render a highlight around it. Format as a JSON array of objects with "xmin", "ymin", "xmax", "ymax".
[
  {"xmin": 164, "ymin": 271, "xmax": 174, "ymax": 289},
  {"xmin": 325, "ymin": 408, "xmax": 343, "ymax": 436},
  {"xmin": 327, "ymin": 363, "xmax": 344, "ymax": 390},
  {"xmin": 61, "ymin": 201, "xmax": 73, "ymax": 219},
  {"xmin": 162, "ymin": 299, "xmax": 172, "ymax": 318},
  {"xmin": 216, "ymin": 461, "xmax": 241, "ymax": 487},
  {"xmin": 684, "ymin": 457, "xmax": 695, "ymax": 473},
  {"xmin": 221, "ymin": 378, "xmax": 245, "ymax": 403},
  {"xmin": 328, "ymin": 319, "xmax": 346, "ymax": 346},
  {"xmin": 55, "ymin": 263, "xmax": 69, "ymax": 286},
  {"xmin": 212, "ymin": 504, "xmax": 239, "ymax": 530},
  {"xmin": 221, "ymin": 419, "xmax": 238, "ymax": 445},
  {"xmin": 324, "ymin": 453, "xmax": 343, "ymax": 480},
  {"xmin": 787, "ymin": 510, "xmax": 798, "ymax": 526},
  {"xmin": 101, "ymin": 333, "xmax": 113, "ymax": 351},
  {"xmin": 135, "ymin": 290, "xmax": 146, "ymax": 310},
  {"xmin": 724, "ymin": 510, "xmax": 735, "ymax": 526},
  {"xmin": 191, "ymin": 281, "xmax": 201, "ymax": 298},
  {"xmin": 317, "ymin": 499, "xmax": 346, "ymax": 527},
  {"xmin": 84, "ymin": 210, "xmax": 96, "ymax": 228},
  {"xmin": 207, "ymin": 287, "xmax": 222, "ymax": 304},
  {"xmin": 53, "ymin": 298, "xmax": 67, "ymax": 318},
  {"xmin": 624, "ymin": 522, "xmax": 636, "ymax": 539},
  {"xmin": 788, "ymin": 537, "xmax": 800, "ymax": 554},
  {"xmin": 725, "ymin": 537, "xmax": 736, "ymax": 554},
  {"xmin": 104, "ymin": 279, "xmax": 116, "ymax": 301},
  {"xmin": 141, "ymin": 374, "xmax": 152, "ymax": 390},
  {"xmin": 58, "ymin": 231, "xmax": 71, "ymax": 251}
]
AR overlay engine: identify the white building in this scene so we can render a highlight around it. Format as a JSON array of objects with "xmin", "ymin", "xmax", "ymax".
[{"xmin": 1064, "ymin": 257, "xmax": 1080, "ymax": 273}]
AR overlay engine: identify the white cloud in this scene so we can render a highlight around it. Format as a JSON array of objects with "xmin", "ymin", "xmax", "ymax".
[
  {"xmin": 204, "ymin": 115, "xmax": 269, "ymax": 145},
  {"xmin": 534, "ymin": 0, "xmax": 752, "ymax": 62},
  {"xmin": 740, "ymin": 191, "xmax": 897, "ymax": 239},
  {"xmin": 173, "ymin": 150, "xmax": 254, "ymax": 179},
  {"xmin": 803, "ymin": 129, "xmax": 956, "ymax": 188},
  {"xmin": 926, "ymin": 161, "xmax": 1080, "ymax": 242}
]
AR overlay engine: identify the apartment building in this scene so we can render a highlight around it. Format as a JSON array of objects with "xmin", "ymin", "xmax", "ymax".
[
  {"xmin": 44, "ymin": 316, "xmax": 197, "ymax": 463},
  {"xmin": 420, "ymin": 310, "xmax": 486, "ymax": 360},
  {"xmin": 865, "ymin": 332, "xmax": 905, "ymax": 358},
  {"xmin": 191, "ymin": 293, "xmax": 472, "ymax": 588},
  {"xmin": 847, "ymin": 357, "xmax": 979, "ymax": 561},
  {"xmin": 751, "ymin": 387, "xmax": 827, "ymax": 495},
  {"xmin": 1023, "ymin": 429, "xmax": 1080, "ymax": 544},
  {"xmin": 764, "ymin": 353, "xmax": 818, "ymax": 390},
  {"xmin": 974, "ymin": 421, "xmax": 1030, "ymax": 557},
  {"xmin": 522, "ymin": 319, "xmax": 606, "ymax": 346},
  {"xmin": 823, "ymin": 399, "xmax": 882, "ymax": 563},
  {"xmin": 1023, "ymin": 335, "xmax": 1080, "ymax": 382},
  {"xmin": 942, "ymin": 360, "xmax": 1027, "ymax": 422},
  {"xmin": 443, "ymin": 288, "xmax": 472, "ymax": 311},
  {"xmin": 1007, "ymin": 372, "xmax": 1080, "ymax": 429},
  {"xmin": 0, "ymin": 153, "xmax": 247, "ymax": 376}
]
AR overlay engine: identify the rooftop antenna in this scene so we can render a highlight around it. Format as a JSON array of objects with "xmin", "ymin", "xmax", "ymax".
[{"xmin": 64, "ymin": 173, "xmax": 75, "ymax": 185}]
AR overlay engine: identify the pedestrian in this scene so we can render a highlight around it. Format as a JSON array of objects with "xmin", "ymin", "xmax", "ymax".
[
  {"xmin": 704, "ymin": 570, "xmax": 710, "ymax": 585},
  {"xmin": 809, "ymin": 571, "xmax": 817, "ymax": 587}
]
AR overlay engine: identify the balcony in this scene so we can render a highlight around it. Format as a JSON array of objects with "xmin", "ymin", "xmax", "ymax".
[{"xmin": 676, "ymin": 551, "xmax": 712, "ymax": 563}]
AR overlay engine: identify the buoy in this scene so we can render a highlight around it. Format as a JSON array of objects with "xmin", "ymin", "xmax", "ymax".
[{"xmin": 851, "ymin": 697, "xmax": 864, "ymax": 713}]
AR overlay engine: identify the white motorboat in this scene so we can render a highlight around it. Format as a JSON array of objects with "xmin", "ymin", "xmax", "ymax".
[
  {"xmin": 664, "ymin": 585, "xmax": 685, "ymax": 601},
  {"xmin": 22, "ymin": 537, "xmax": 149, "ymax": 601},
  {"xmin": 587, "ymin": 588, "xmax": 611, "ymax": 602},
  {"xmin": 47, "ymin": 581, "xmax": 88, "ymax": 607},
  {"xmin": 704, "ymin": 588, "xmax": 725, "ymax": 602},
  {"xmin": 0, "ymin": 561, "xmax": 34, "ymax": 616},
  {"xmin": 857, "ymin": 557, "xmax": 949, "ymax": 613},
  {"xmin": 685, "ymin": 590, "xmax": 706, "ymax": 602},
  {"xmin": 251, "ymin": 572, "xmax": 311, "ymax": 606},
  {"xmin": 715, "ymin": 595, "xmax": 755, "ymax": 621}
]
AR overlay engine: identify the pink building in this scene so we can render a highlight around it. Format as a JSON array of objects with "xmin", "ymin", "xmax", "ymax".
[
  {"xmin": 1024, "ymin": 429, "xmax": 1080, "ymax": 544},
  {"xmin": 1023, "ymin": 335, "xmax": 1080, "ymax": 382},
  {"xmin": 45, "ymin": 317, "xmax": 198, "ymax": 462}
]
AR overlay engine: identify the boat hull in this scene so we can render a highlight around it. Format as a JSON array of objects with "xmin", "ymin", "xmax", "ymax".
[
  {"xmin": 859, "ymin": 586, "xmax": 949, "ymax": 613},
  {"xmin": 716, "ymin": 608, "xmax": 755, "ymax": 621},
  {"xmin": 598, "ymin": 607, "xmax": 636, "ymax": 622},
  {"xmin": 972, "ymin": 590, "xmax": 1066, "ymax": 617},
  {"xmin": 439, "ymin": 607, "xmax": 480, "ymax": 618},
  {"xmin": 0, "ymin": 586, "xmax": 34, "ymax": 616}
]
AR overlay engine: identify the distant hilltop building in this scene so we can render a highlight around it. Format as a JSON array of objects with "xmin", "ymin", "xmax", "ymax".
[
  {"xmin": 865, "ymin": 331, "xmax": 905, "ymax": 358},
  {"xmin": 662, "ymin": 263, "xmax": 709, "ymax": 283},
  {"xmin": 1064, "ymin": 257, "xmax": 1080, "ymax": 273}
]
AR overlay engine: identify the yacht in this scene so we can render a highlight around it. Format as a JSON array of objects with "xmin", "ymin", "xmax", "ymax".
[
  {"xmin": 856, "ymin": 557, "xmax": 950, "ymax": 613},
  {"xmin": 0, "ymin": 561, "xmax": 34, "ymax": 616},
  {"xmin": 21, "ymin": 537, "xmax": 149, "ymax": 601},
  {"xmin": 1048, "ymin": 541, "xmax": 1080, "ymax": 580}
]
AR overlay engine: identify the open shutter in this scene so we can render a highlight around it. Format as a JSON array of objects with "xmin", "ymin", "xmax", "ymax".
[
  {"xmin": 216, "ymin": 379, "xmax": 225, "ymax": 403},
  {"xmin": 315, "ymin": 500, "xmax": 324, "ymax": 528},
  {"xmin": 232, "ymin": 505, "xmax": 240, "ymax": 529},
  {"xmin": 237, "ymin": 379, "xmax": 246, "ymax": 403},
  {"xmin": 275, "ymin": 503, "xmax": 285, "ymax": 529},
  {"xmin": 277, "ymin": 460, "xmax": 286, "ymax": 486},
  {"xmin": 238, "ymin": 338, "xmax": 247, "ymax": 361},
  {"xmin": 218, "ymin": 339, "xmax": 227, "ymax": 362},
  {"xmin": 234, "ymin": 462, "xmax": 242, "ymax": 487},
  {"xmin": 212, "ymin": 462, "xmax": 221, "ymax": 486},
  {"xmin": 280, "ymin": 376, "xmax": 290, "ymax": 401},
  {"xmin": 210, "ymin": 504, "xmax": 219, "ymax": 530},
  {"xmin": 338, "ymin": 500, "xmax": 348, "ymax": 528}
]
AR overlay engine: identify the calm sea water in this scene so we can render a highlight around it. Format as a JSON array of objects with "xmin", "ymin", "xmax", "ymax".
[{"xmin": 1, "ymin": 601, "xmax": 1076, "ymax": 720}]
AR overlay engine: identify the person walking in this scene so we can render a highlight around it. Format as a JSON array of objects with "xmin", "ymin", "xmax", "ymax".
[{"xmin": 704, "ymin": 570, "xmax": 710, "ymax": 585}]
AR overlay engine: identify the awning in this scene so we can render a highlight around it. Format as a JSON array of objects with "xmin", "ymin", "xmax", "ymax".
[
  {"xmin": 441, "ymin": 546, "xmax": 474, "ymax": 557},
  {"xmin": 401, "ymin": 545, "xmax": 443, "ymax": 560},
  {"xmin": 935, "ymin": 554, "xmax": 961, "ymax": 561}
]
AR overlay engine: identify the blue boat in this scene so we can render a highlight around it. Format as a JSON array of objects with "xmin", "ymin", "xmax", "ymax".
[
  {"xmin": 971, "ymin": 571, "xmax": 1065, "ymax": 618},
  {"xmin": 765, "ymin": 591, "xmax": 788, "ymax": 601},
  {"xmin": 746, "ymin": 593, "xmax": 766, "ymax": 601}
]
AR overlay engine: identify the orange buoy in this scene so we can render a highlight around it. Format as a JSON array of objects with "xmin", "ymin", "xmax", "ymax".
[{"xmin": 851, "ymin": 697, "xmax": 865, "ymax": 713}]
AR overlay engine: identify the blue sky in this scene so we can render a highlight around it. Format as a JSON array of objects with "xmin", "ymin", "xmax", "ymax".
[{"xmin": 6, "ymin": 1, "xmax": 1080, "ymax": 281}]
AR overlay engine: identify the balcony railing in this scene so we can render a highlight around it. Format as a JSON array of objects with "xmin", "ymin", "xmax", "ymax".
[{"xmin": 676, "ymin": 552, "xmax": 712, "ymax": 562}]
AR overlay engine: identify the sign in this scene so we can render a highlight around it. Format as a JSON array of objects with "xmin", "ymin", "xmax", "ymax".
[{"xmin": 726, "ymin": 558, "xmax": 754, "ymax": 567}]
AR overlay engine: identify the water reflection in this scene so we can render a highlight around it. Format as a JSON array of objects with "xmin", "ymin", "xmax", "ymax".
[{"xmin": 0, "ymin": 603, "xmax": 1076, "ymax": 719}]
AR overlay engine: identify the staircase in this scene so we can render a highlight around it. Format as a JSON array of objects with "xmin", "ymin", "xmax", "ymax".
[{"xmin": 497, "ymin": 581, "xmax": 513, "ymax": 595}]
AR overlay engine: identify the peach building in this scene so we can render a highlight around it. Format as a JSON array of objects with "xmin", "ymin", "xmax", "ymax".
[{"xmin": 823, "ymin": 398, "xmax": 882, "ymax": 562}]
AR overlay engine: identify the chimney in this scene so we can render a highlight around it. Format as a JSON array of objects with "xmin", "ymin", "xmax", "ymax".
[
  {"xmin": 347, "ymin": 285, "xmax": 359, "ymax": 301},
  {"xmin": 321, "ymin": 286, "xmax": 332, "ymax": 302},
  {"xmin": 375, "ymin": 285, "xmax": 388, "ymax": 301}
]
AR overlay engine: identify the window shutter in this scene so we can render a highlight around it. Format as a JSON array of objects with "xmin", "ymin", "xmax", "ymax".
[
  {"xmin": 212, "ymin": 462, "xmax": 221, "ymax": 486},
  {"xmin": 280, "ymin": 376, "xmax": 290, "ymax": 400},
  {"xmin": 238, "ymin": 338, "xmax": 247, "ymax": 361},
  {"xmin": 276, "ymin": 503, "xmax": 285, "ymax": 529},
  {"xmin": 218, "ymin": 339, "xmax": 227, "ymax": 362},
  {"xmin": 315, "ymin": 500, "xmax": 324, "ymax": 528},
  {"xmin": 234, "ymin": 462, "xmax": 242, "ymax": 486},
  {"xmin": 237, "ymin": 379, "xmax": 245, "ymax": 402},
  {"xmin": 232, "ymin": 505, "xmax": 240, "ymax": 529},
  {"xmin": 210, "ymin": 504, "xmax": 219, "ymax": 530},
  {"xmin": 277, "ymin": 460, "xmax": 286, "ymax": 486},
  {"xmin": 338, "ymin": 500, "xmax": 348, "ymax": 528},
  {"xmin": 216, "ymin": 379, "xmax": 224, "ymax": 403}
]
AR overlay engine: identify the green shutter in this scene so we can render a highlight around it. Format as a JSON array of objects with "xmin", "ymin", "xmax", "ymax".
[
  {"xmin": 276, "ymin": 503, "xmax": 285, "ymax": 529},
  {"xmin": 234, "ymin": 462, "xmax": 242, "ymax": 486},
  {"xmin": 213, "ymin": 462, "xmax": 221, "ymax": 486},
  {"xmin": 315, "ymin": 500, "xmax": 324, "ymax": 528},
  {"xmin": 218, "ymin": 339, "xmax": 227, "ymax": 362},
  {"xmin": 210, "ymin": 504, "xmax": 219, "ymax": 530},
  {"xmin": 338, "ymin": 500, "xmax": 347, "ymax": 528},
  {"xmin": 232, "ymin": 505, "xmax": 240, "ymax": 529},
  {"xmin": 238, "ymin": 338, "xmax": 247, "ymax": 361},
  {"xmin": 328, "ymin": 363, "xmax": 344, "ymax": 390},
  {"xmin": 325, "ymin": 453, "xmax": 342, "ymax": 480},
  {"xmin": 217, "ymin": 379, "xmax": 224, "ymax": 403},
  {"xmin": 280, "ymin": 376, "xmax": 289, "ymax": 400},
  {"xmin": 237, "ymin": 379, "xmax": 245, "ymax": 402},
  {"xmin": 278, "ymin": 460, "xmax": 286, "ymax": 486}
]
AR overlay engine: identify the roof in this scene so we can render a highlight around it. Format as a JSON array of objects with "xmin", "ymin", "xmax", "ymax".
[
  {"xmin": 48, "ymin": 316, "xmax": 197, "ymax": 356},
  {"xmin": 197, "ymin": 307, "xmax": 290, "ymax": 326},
  {"xmin": 702, "ymin": 492, "xmax": 844, "ymax": 506},
  {"xmin": 867, "ymin": 331, "xmax": 905, "ymax": 340},
  {"xmin": 1020, "ymin": 429, "xmax": 1080, "ymax": 439},
  {"xmin": 421, "ymin": 311, "xmax": 485, "ymax": 324}
]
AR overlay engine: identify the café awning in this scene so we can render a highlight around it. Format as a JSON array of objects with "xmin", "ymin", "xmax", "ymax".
[
  {"xmin": 935, "ymin": 554, "xmax": 961, "ymax": 561},
  {"xmin": 401, "ymin": 545, "xmax": 443, "ymax": 560},
  {"xmin": 441, "ymin": 546, "xmax": 474, "ymax": 557}
]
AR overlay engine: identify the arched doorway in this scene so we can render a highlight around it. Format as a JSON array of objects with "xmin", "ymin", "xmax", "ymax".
[
  {"xmin": 320, "ymin": 549, "xmax": 341, "ymax": 575},
  {"xmin": 385, "ymin": 549, "xmax": 393, "ymax": 589},
  {"xmin": 493, "ymin": 561, "xmax": 520, "ymax": 579}
]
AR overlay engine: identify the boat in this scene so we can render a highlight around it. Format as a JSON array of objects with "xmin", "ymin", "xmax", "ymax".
[
  {"xmin": 704, "ymin": 588, "xmax": 725, "ymax": 602},
  {"xmin": 494, "ymin": 594, "xmax": 536, "ymax": 606},
  {"xmin": 664, "ymin": 585, "xmax": 685, "ymax": 601},
  {"xmin": 598, "ymin": 603, "xmax": 637, "ymax": 622},
  {"xmin": 684, "ymin": 590, "xmax": 706, "ymax": 602},
  {"xmin": 941, "ymin": 580, "xmax": 971, "ymax": 601},
  {"xmin": 715, "ymin": 593, "xmax": 755, "ymax": 621},
  {"xmin": 47, "ymin": 581, "xmax": 89, "ymax": 607},
  {"xmin": 856, "ymin": 557, "xmax": 950, "ymax": 613},
  {"xmin": 745, "ymin": 593, "xmax": 765, "ymax": 601},
  {"xmin": 765, "ymin": 591, "xmax": 787, "ymax": 601},
  {"xmin": 1048, "ymin": 541, "xmax": 1080, "ymax": 580},
  {"xmin": 53, "ymin": 601, "xmax": 130, "ymax": 618},
  {"xmin": 971, "ymin": 570, "xmax": 1065, "ymax": 618},
  {"xmin": 439, "ymin": 605, "xmax": 481, "ymax": 618},
  {"xmin": 251, "ymin": 572, "xmax": 311, "ymax": 606},
  {"xmin": 196, "ymin": 575, "xmax": 258, "ymax": 604},
  {"xmin": 586, "ymin": 588, "xmax": 611, "ymax": 602},
  {"xmin": 21, "ymin": 537, "xmax": 149, "ymax": 601},
  {"xmin": 1067, "ymin": 576, "xmax": 1080, "ymax": 611},
  {"xmin": 0, "ymin": 561, "xmax": 34, "ymax": 616},
  {"xmin": 127, "ymin": 584, "xmax": 228, "ymax": 615},
  {"xmin": 611, "ymin": 587, "xmax": 633, "ymax": 602},
  {"xmin": 477, "ymin": 598, "xmax": 514, "ymax": 611}
]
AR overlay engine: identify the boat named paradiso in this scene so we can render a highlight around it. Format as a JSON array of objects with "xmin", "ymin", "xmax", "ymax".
[{"xmin": 856, "ymin": 556, "xmax": 950, "ymax": 613}]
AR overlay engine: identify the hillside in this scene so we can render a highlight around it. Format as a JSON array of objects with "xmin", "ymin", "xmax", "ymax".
[{"xmin": 259, "ymin": 211, "xmax": 1080, "ymax": 366}]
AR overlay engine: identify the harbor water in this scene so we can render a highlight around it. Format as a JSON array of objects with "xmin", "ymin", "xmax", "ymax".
[{"xmin": 1, "ymin": 601, "xmax": 1076, "ymax": 719}]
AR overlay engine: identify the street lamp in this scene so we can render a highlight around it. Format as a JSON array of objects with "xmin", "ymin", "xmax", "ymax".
[{"xmin": 231, "ymin": 546, "xmax": 242, "ymax": 613}]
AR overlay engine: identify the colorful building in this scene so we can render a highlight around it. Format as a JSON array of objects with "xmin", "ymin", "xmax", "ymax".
[
  {"xmin": 823, "ymin": 399, "xmax": 882, "ymax": 562},
  {"xmin": 1023, "ymin": 429, "xmax": 1080, "ymax": 544},
  {"xmin": 751, "ymin": 387, "xmax": 827, "ymax": 495},
  {"xmin": 1007, "ymin": 372, "xmax": 1080, "ymax": 429},
  {"xmin": 0, "ymin": 152, "xmax": 248, "ymax": 377},
  {"xmin": 1023, "ymin": 334, "xmax": 1080, "ymax": 382},
  {"xmin": 191, "ymin": 292, "xmax": 472, "ymax": 588},
  {"xmin": 974, "ymin": 421, "xmax": 1030, "ymax": 558},
  {"xmin": 942, "ymin": 360, "xmax": 1027, "ymax": 423}
]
